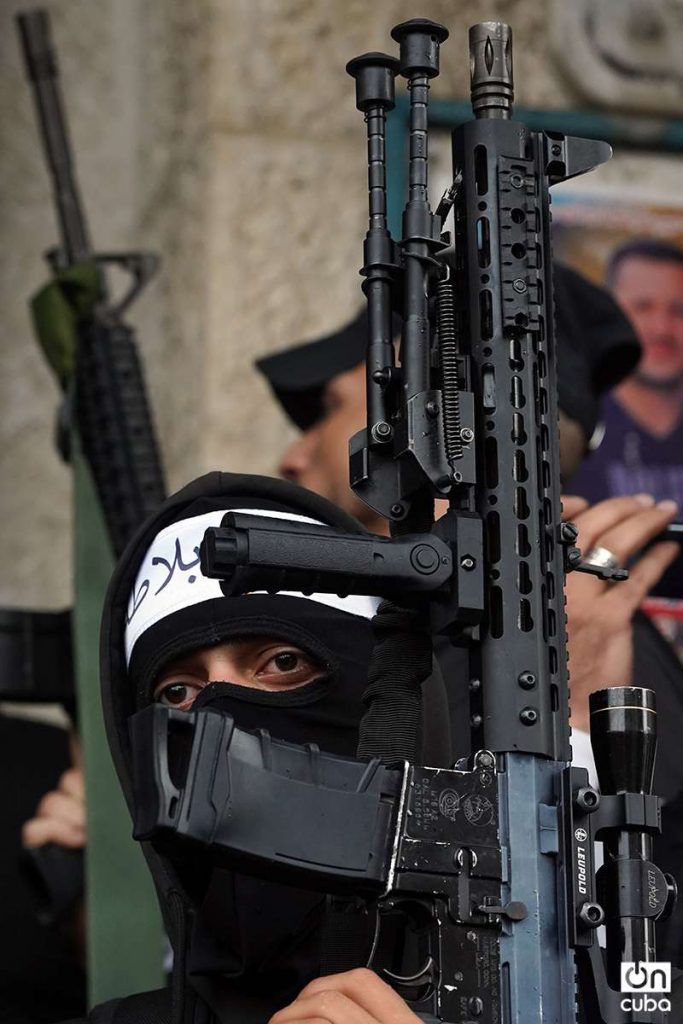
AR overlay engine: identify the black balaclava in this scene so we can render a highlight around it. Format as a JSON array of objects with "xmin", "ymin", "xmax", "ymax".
[{"xmin": 101, "ymin": 473, "xmax": 382, "ymax": 1023}]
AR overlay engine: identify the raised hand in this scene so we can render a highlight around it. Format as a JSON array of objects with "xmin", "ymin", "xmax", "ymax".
[{"xmin": 564, "ymin": 494, "xmax": 679, "ymax": 731}]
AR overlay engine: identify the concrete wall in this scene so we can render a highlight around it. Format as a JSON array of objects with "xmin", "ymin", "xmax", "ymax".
[{"xmin": 0, "ymin": 0, "xmax": 678, "ymax": 608}]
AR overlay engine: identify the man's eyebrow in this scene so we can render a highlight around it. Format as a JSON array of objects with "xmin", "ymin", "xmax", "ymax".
[
  {"xmin": 155, "ymin": 657, "xmax": 202, "ymax": 676},
  {"xmin": 156, "ymin": 640, "xmax": 240, "ymax": 675}
]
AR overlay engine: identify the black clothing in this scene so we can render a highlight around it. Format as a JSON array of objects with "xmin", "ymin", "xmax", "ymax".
[
  {"xmin": 632, "ymin": 611, "xmax": 683, "ymax": 803},
  {"xmin": 657, "ymin": 790, "xmax": 683, "ymax": 969},
  {"xmin": 552, "ymin": 266, "xmax": 640, "ymax": 440},
  {"xmin": 61, "ymin": 988, "xmax": 171, "ymax": 1024},
  {"xmin": 0, "ymin": 714, "xmax": 86, "ymax": 1023},
  {"xmin": 90, "ymin": 473, "xmax": 683, "ymax": 1022},
  {"xmin": 97, "ymin": 474, "xmax": 398, "ymax": 1024},
  {"xmin": 633, "ymin": 612, "xmax": 683, "ymax": 968}
]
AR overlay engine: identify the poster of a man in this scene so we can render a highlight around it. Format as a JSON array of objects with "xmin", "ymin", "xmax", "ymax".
[
  {"xmin": 571, "ymin": 239, "xmax": 683, "ymax": 524},
  {"xmin": 555, "ymin": 200, "xmax": 683, "ymax": 608}
]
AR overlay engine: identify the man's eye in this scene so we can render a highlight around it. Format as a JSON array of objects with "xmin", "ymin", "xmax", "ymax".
[
  {"xmin": 273, "ymin": 651, "xmax": 300, "ymax": 672},
  {"xmin": 156, "ymin": 682, "xmax": 200, "ymax": 709},
  {"xmin": 261, "ymin": 650, "xmax": 322, "ymax": 681}
]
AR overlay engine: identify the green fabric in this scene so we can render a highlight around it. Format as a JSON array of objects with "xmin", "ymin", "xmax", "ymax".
[
  {"xmin": 72, "ymin": 443, "xmax": 164, "ymax": 1006},
  {"xmin": 30, "ymin": 263, "xmax": 101, "ymax": 386}
]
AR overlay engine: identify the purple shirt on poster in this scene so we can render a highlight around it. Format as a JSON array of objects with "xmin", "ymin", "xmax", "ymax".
[{"xmin": 569, "ymin": 394, "xmax": 683, "ymax": 599}]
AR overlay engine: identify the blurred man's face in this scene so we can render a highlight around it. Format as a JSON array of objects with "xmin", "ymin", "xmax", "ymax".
[
  {"xmin": 612, "ymin": 257, "xmax": 683, "ymax": 389},
  {"xmin": 279, "ymin": 363, "xmax": 374, "ymax": 526},
  {"xmin": 279, "ymin": 362, "xmax": 586, "ymax": 527}
]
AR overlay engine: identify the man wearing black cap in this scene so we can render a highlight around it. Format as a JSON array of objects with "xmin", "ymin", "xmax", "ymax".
[
  {"xmin": 257, "ymin": 266, "xmax": 641, "ymax": 528},
  {"xmin": 256, "ymin": 266, "xmax": 680, "ymax": 762},
  {"xmin": 257, "ymin": 266, "xmax": 683, "ymax": 967}
]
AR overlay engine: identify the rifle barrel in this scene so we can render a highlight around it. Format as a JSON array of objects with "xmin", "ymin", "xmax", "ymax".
[{"xmin": 17, "ymin": 9, "xmax": 91, "ymax": 264}]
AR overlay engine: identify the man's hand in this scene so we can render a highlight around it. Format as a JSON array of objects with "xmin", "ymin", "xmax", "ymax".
[
  {"xmin": 269, "ymin": 968, "xmax": 422, "ymax": 1024},
  {"xmin": 561, "ymin": 495, "xmax": 589, "ymax": 522},
  {"xmin": 564, "ymin": 494, "xmax": 679, "ymax": 731},
  {"xmin": 22, "ymin": 735, "xmax": 86, "ymax": 850}
]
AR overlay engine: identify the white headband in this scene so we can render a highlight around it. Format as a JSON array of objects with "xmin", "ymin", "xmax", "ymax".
[{"xmin": 124, "ymin": 509, "xmax": 377, "ymax": 666}]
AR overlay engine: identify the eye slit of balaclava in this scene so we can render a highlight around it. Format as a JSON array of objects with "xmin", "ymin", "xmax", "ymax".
[
  {"xmin": 133, "ymin": 606, "xmax": 343, "ymax": 710},
  {"xmin": 191, "ymin": 675, "xmax": 336, "ymax": 713},
  {"xmin": 152, "ymin": 631, "xmax": 339, "ymax": 715},
  {"xmin": 152, "ymin": 626, "xmax": 327, "ymax": 692}
]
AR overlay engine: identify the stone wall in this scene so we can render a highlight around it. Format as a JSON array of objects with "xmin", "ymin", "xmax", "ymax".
[
  {"xmin": 0, "ymin": 0, "xmax": 678, "ymax": 607},
  {"xmin": 1, "ymin": 0, "xmax": 211, "ymax": 605}
]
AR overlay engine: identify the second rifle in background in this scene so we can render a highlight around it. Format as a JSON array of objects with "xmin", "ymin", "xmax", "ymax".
[{"xmin": 17, "ymin": 7, "xmax": 165, "ymax": 557}]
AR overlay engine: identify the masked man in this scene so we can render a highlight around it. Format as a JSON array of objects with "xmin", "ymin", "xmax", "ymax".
[
  {"xmin": 76, "ymin": 471, "xmax": 449, "ymax": 1023},
  {"xmin": 69, "ymin": 475, "xmax": 683, "ymax": 1023}
]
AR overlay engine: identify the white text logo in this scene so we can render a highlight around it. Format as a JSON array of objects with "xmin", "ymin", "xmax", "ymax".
[{"xmin": 620, "ymin": 962, "xmax": 671, "ymax": 1014}]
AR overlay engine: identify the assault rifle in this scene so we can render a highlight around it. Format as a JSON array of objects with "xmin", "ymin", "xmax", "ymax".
[
  {"xmin": 134, "ymin": 20, "xmax": 676, "ymax": 1022},
  {"xmin": 17, "ymin": 7, "xmax": 166, "ymax": 556},
  {"xmin": 3, "ymin": 9, "xmax": 167, "ymax": 708},
  {"xmin": 9, "ymin": 9, "xmax": 166, "ymax": 992}
]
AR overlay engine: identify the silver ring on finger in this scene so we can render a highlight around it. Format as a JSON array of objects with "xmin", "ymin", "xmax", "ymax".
[{"xmin": 584, "ymin": 545, "xmax": 621, "ymax": 576}]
